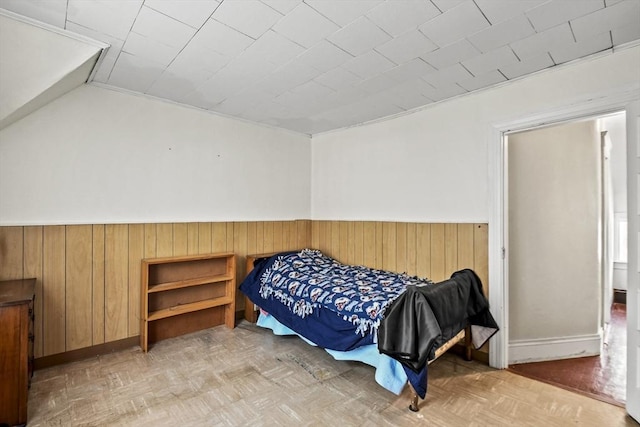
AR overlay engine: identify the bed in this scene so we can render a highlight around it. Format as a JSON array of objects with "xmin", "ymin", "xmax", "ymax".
[{"xmin": 240, "ymin": 249, "xmax": 498, "ymax": 411}]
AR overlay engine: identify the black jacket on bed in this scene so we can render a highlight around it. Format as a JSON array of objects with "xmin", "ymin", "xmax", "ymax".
[{"xmin": 377, "ymin": 269, "xmax": 499, "ymax": 372}]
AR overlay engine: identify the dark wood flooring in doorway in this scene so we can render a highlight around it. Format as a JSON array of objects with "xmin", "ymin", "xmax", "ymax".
[{"xmin": 509, "ymin": 303, "xmax": 626, "ymax": 406}]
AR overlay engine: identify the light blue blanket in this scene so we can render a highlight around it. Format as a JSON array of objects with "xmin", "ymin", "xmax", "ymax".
[{"xmin": 256, "ymin": 312, "xmax": 408, "ymax": 395}]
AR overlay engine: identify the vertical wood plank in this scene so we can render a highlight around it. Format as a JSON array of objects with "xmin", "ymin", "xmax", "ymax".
[
  {"xmin": 173, "ymin": 223, "xmax": 188, "ymax": 256},
  {"xmin": 346, "ymin": 222, "xmax": 356, "ymax": 265},
  {"xmin": 247, "ymin": 222, "xmax": 257, "ymax": 258},
  {"xmin": 104, "ymin": 224, "xmax": 128, "ymax": 342},
  {"xmin": 65, "ymin": 225, "xmax": 93, "ymax": 351},
  {"xmin": 340, "ymin": 222, "xmax": 349, "ymax": 264},
  {"xmin": 128, "ymin": 224, "xmax": 144, "ymax": 337},
  {"xmin": 226, "ymin": 223, "xmax": 234, "ymax": 252},
  {"xmin": 273, "ymin": 221, "xmax": 283, "ymax": 252},
  {"xmin": 24, "ymin": 226, "xmax": 43, "ymax": 358},
  {"xmin": 382, "ymin": 222, "xmax": 396, "ymax": 272},
  {"xmin": 198, "ymin": 222, "xmax": 212, "ymax": 254},
  {"xmin": 263, "ymin": 222, "xmax": 274, "ymax": 253},
  {"xmin": 212, "ymin": 222, "xmax": 227, "ymax": 252},
  {"xmin": 255, "ymin": 222, "xmax": 265, "ymax": 254},
  {"xmin": 406, "ymin": 223, "xmax": 417, "ymax": 276},
  {"xmin": 187, "ymin": 223, "xmax": 199, "ymax": 255},
  {"xmin": 156, "ymin": 223, "xmax": 173, "ymax": 257},
  {"xmin": 43, "ymin": 225, "xmax": 65, "ymax": 356},
  {"xmin": 396, "ymin": 222, "xmax": 407, "ymax": 273},
  {"xmin": 431, "ymin": 223, "xmax": 446, "ymax": 281},
  {"xmin": 92, "ymin": 225, "xmax": 105, "ymax": 345},
  {"xmin": 457, "ymin": 224, "xmax": 475, "ymax": 270},
  {"xmin": 375, "ymin": 222, "xmax": 384, "ymax": 270},
  {"xmin": 318, "ymin": 221, "xmax": 331, "ymax": 254},
  {"xmin": 144, "ymin": 224, "xmax": 157, "ymax": 259},
  {"xmin": 233, "ymin": 222, "xmax": 248, "ymax": 308},
  {"xmin": 416, "ymin": 223, "xmax": 431, "ymax": 279},
  {"xmin": 444, "ymin": 223, "xmax": 458, "ymax": 277},
  {"xmin": 0, "ymin": 226, "xmax": 23, "ymax": 280},
  {"xmin": 363, "ymin": 222, "xmax": 376, "ymax": 268},
  {"xmin": 474, "ymin": 223, "xmax": 489, "ymax": 295},
  {"xmin": 353, "ymin": 221, "xmax": 364, "ymax": 266},
  {"xmin": 311, "ymin": 220, "xmax": 320, "ymax": 250},
  {"xmin": 330, "ymin": 221, "xmax": 340, "ymax": 259}
]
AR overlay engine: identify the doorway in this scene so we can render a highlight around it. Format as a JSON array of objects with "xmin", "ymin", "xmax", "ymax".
[{"xmin": 503, "ymin": 112, "xmax": 627, "ymax": 405}]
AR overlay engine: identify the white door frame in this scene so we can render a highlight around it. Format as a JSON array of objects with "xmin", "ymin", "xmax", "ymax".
[{"xmin": 488, "ymin": 87, "xmax": 640, "ymax": 369}]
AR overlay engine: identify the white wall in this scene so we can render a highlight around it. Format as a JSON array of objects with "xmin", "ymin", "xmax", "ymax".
[
  {"xmin": 600, "ymin": 113, "xmax": 627, "ymax": 214},
  {"xmin": 311, "ymin": 46, "xmax": 640, "ymax": 222},
  {"xmin": 0, "ymin": 85, "xmax": 311, "ymax": 225},
  {"xmin": 508, "ymin": 120, "xmax": 601, "ymax": 344}
]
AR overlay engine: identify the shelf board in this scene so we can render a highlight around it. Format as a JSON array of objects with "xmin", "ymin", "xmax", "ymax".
[
  {"xmin": 147, "ymin": 274, "xmax": 234, "ymax": 293},
  {"xmin": 147, "ymin": 296, "xmax": 233, "ymax": 322}
]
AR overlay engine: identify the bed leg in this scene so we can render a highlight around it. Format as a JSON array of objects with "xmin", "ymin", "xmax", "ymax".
[
  {"xmin": 464, "ymin": 325, "xmax": 472, "ymax": 361},
  {"xmin": 408, "ymin": 383, "xmax": 420, "ymax": 412}
]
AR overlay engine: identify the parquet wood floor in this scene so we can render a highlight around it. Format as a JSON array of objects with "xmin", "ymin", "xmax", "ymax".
[
  {"xmin": 27, "ymin": 321, "xmax": 635, "ymax": 426},
  {"xmin": 509, "ymin": 303, "xmax": 626, "ymax": 406}
]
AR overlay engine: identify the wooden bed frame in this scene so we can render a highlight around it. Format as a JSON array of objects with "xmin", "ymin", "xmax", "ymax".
[{"xmin": 241, "ymin": 252, "xmax": 473, "ymax": 412}]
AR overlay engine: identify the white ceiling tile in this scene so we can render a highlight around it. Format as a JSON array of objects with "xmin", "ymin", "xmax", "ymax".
[
  {"xmin": 498, "ymin": 52, "xmax": 554, "ymax": 79},
  {"xmin": 108, "ymin": 52, "xmax": 164, "ymax": 92},
  {"xmin": 571, "ymin": 0, "xmax": 640, "ymax": 42},
  {"xmin": 305, "ymin": 0, "xmax": 383, "ymax": 26},
  {"xmin": 510, "ymin": 23, "xmax": 574, "ymax": 59},
  {"xmin": 146, "ymin": 70, "xmax": 209, "ymax": 100},
  {"xmin": 474, "ymin": 0, "xmax": 548, "ymax": 24},
  {"xmin": 467, "ymin": 14, "xmax": 536, "ymax": 53},
  {"xmin": 526, "ymin": 0, "xmax": 605, "ymax": 32},
  {"xmin": 0, "ymin": 0, "xmax": 67, "ymax": 28},
  {"xmin": 430, "ymin": 0, "xmax": 466, "ymax": 12},
  {"xmin": 262, "ymin": 0, "xmax": 302, "ymax": 15},
  {"xmin": 549, "ymin": 31, "xmax": 612, "ymax": 64},
  {"xmin": 375, "ymin": 29, "xmax": 438, "ymax": 64},
  {"xmin": 420, "ymin": 38, "xmax": 481, "ymax": 69},
  {"xmin": 67, "ymin": 0, "xmax": 143, "ymax": 40},
  {"xmin": 259, "ymin": 60, "xmax": 323, "ymax": 95},
  {"xmin": 355, "ymin": 73, "xmax": 402, "ymax": 94},
  {"xmin": 191, "ymin": 19, "xmax": 254, "ymax": 57},
  {"xmin": 612, "ymin": 21, "xmax": 640, "ymax": 45},
  {"xmin": 313, "ymin": 67, "xmax": 362, "ymax": 91},
  {"xmin": 605, "ymin": 0, "xmax": 625, "ymax": 4},
  {"xmin": 272, "ymin": 3, "xmax": 339, "ymax": 48},
  {"xmin": 241, "ymin": 30, "xmax": 305, "ymax": 67},
  {"xmin": 168, "ymin": 42, "xmax": 230, "ymax": 75},
  {"xmin": 461, "ymin": 45, "xmax": 519, "ymax": 75},
  {"xmin": 212, "ymin": 0, "xmax": 282, "ymax": 39},
  {"xmin": 214, "ymin": 88, "xmax": 274, "ymax": 116},
  {"xmin": 384, "ymin": 58, "xmax": 437, "ymax": 82},
  {"xmin": 376, "ymin": 79, "xmax": 434, "ymax": 110},
  {"xmin": 420, "ymin": 81, "xmax": 467, "ymax": 101},
  {"xmin": 327, "ymin": 16, "xmax": 392, "ymax": 56},
  {"xmin": 122, "ymin": 32, "xmax": 181, "ymax": 66},
  {"xmin": 144, "ymin": 0, "xmax": 220, "ymax": 29},
  {"xmin": 132, "ymin": 6, "xmax": 196, "ymax": 49},
  {"xmin": 291, "ymin": 80, "xmax": 335, "ymax": 97},
  {"xmin": 457, "ymin": 69, "xmax": 506, "ymax": 91},
  {"xmin": 366, "ymin": 0, "xmax": 441, "ymax": 37},
  {"xmin": 422, "ymin": 63, "xmax": 473, "ymax": 86},
  {"xmin": 418, "ymin": 1, "xmax": 490, "ymax": 47},
  {"xmin": 296, "ymin": 40, "xmax": 353, "ymax": 73},
  {"xmin": 342, "ymin": 50, "xmax": 396, "ymax": 80}
]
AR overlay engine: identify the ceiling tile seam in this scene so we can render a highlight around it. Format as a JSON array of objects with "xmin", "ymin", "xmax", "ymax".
[
  {"xmin": 429, "ymin": 0, "xmax": 445, "ymax": 15},
  {"xmin": 568, "ymin": 20, "xmax": 578, "ymax": 43},
  {"xmin": 471, "ymin": 0, "xmax": 493, "ymax": 25},
  {"xmin": 302, "ymin": 1, "xmax": 352, "ymax": 29},
  {"xmin": 97, "ymin": 1, "xmax": 146, "ymax": 84}
]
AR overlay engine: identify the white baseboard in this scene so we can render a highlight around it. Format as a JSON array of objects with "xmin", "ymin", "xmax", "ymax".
[{"xmin": 508, "ymin": 331, "xmax": 602, "ymax": 364}]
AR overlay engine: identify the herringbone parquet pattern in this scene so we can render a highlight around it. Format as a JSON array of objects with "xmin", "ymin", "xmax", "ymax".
[{"xmin": 27, "ymin": 321, "xmax": 635, "ymax": 426}]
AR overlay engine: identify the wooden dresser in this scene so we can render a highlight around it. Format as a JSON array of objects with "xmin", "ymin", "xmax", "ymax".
[{"xmin": 0, "ymin": 279, "xmax": 35, "ymax": 427}]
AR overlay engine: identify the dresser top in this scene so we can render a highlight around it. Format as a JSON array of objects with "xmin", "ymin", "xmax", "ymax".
[{"xmin": 0, "ymin": 279, "xmax": 36, "ymax": 306}]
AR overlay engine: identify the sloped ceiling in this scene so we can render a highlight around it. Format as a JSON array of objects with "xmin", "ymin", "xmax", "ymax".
[
  {"xmin": 0, "ymin": 12, "xmax": 104, "ymax": 130},
  {"xmin": 1, "ymin": 1, "xmax": 639, "ymax": 135}
]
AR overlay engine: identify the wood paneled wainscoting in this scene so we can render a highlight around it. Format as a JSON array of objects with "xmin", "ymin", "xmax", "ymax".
[{"xmin": 0, "ymin": 220, "xmax": 488, "ymax": 365}]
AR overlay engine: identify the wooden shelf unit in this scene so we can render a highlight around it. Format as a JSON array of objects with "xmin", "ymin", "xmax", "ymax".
[{"xmin": 140, "ymin": 252, "xmax": 236, "ymax": 352}]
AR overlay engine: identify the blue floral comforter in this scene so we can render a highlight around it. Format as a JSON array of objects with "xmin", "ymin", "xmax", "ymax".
[{"xmin": 257, "ymin": 249, "xmax": 434, "ymax": 338}]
